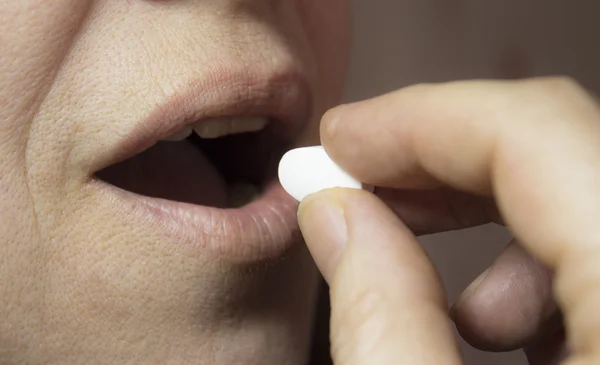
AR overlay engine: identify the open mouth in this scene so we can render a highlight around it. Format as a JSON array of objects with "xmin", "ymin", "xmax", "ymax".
[
  {"xmin": 87, "ymin": 71, "xmax": 312, "ymax": 261},
  {"xmin": 96, "ymin": 116, "xmax": 290, "ymax": 210}
]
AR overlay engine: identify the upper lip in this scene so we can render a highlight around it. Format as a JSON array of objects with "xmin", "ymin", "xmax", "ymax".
[{"xmin": 91, "ymin": 68, "xmax": 312, "ymax": 173}]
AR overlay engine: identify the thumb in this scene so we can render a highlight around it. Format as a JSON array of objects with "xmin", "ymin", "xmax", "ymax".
[{"xmin": 298, "ymin": 189, "xmax": 462, "ymax": 365}]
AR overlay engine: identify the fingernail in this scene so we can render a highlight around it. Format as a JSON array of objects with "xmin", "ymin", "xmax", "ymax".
[
  {"xmin": 298, "ymin": 192, "xmax": 348, "ymax": 281},
  {"xmin": 451, "ymin": 268, "xmax": 490, "ymax": 319}
]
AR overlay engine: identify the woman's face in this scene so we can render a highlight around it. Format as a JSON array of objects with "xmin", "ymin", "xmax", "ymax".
[{"xmin": 1, "ymin": 1, "xmax": 350, "ymax": 363}]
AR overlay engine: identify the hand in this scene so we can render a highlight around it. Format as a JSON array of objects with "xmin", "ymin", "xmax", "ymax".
[{"xmin": 298, "ymin": 77, "xmax": 600, "ymax": 364}]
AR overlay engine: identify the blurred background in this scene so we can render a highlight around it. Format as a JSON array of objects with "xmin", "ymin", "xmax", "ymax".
[{"xmin": 315, "ymin": 0, "xmax": 600, "ymax": 364}]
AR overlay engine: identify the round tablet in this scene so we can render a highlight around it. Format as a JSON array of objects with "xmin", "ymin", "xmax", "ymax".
[{"xmin": 278, "ymin": 146, "xmax": 364, "ymax": 201}]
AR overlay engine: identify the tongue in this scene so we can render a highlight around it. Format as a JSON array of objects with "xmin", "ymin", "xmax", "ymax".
[{"xmin": 97, "ymin": 141, "xmax": 227, "ymax": 207}]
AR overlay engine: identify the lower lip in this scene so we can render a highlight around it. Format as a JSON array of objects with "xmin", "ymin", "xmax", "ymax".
[{"xmin": 93, "ymin": 179, "xmax": 302, "ymax": 263}]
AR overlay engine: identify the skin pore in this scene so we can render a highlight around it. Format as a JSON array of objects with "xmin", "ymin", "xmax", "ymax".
[{"xmin": 1, "ymin": 1, "xmax": 349, "ymax": 364}]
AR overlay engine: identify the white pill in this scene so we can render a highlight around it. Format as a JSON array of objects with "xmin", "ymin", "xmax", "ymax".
[{"xmin": 278, "ymin": 146, "xmax": 368, "ymax": 201}]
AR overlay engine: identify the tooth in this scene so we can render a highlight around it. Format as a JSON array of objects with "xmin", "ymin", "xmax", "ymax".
[
  {"xmin": 194, "ymin": 117, "xmax": 269, "ymax": 139},
  {"xmin": 193, "ymin": 118, "xmax": 231, "ymax": 139},
  {"xmin": 164, "ymin": 126, "xmax": 193, "ymax": 141},
  {"xmin": 227, "ymin": 182, "xmax": 260, "ymax": 208},
  {"xmin": 231, "ymin": 117, "xmax": 269, "ymax": 134}
]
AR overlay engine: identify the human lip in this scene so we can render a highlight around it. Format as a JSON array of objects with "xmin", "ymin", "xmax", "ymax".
[
  {"xmin": 94, "ymin": 179, "xmax": 302, "ymax": 262},
  {"xmin": 92, "ymin": 69, "xmax": 311, "ymax": 173},
  {"xmin": 91, "ymin": 68, "xmax": 312, "ymax": 262}
]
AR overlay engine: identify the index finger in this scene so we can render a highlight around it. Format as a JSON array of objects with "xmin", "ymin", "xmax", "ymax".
[{"xmin": 321, "ymin": 78, "xmax": 600, "ymax": 358}]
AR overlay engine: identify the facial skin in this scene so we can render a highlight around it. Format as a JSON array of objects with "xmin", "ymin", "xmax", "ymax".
[{"xmin": 0, "ymin": 1, "xmax": 349, "ymax": 364}]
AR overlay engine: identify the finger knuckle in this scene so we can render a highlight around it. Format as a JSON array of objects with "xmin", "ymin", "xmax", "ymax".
[
  {"xmin": 524, "ymin": 76, "xmax": 591, "ymax": 108},
  {"xmin": 536, "ymin": 75, "xmax": 581, "ymax": 93},
  {"xmin": 505, "ymin": 76, "xmax": 600, "ymax": 140}
]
